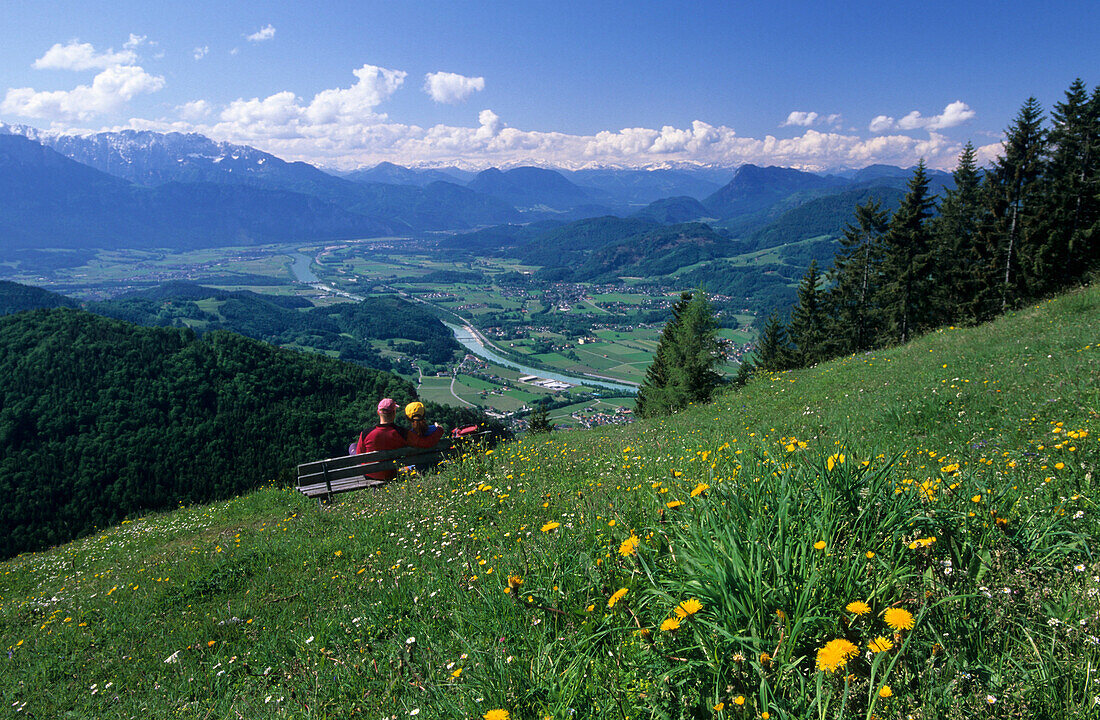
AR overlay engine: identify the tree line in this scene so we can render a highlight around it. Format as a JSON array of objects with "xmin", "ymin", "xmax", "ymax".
[
  {"xmin": 635, "ymin": 80, "xmax": 1098, "ymax": 417},
  {"xmin": 751, "ymin": 81, "xmax": 1098, "ymax": 373}
]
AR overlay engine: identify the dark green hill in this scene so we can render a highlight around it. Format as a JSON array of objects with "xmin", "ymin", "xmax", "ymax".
[
  {"xmin": 467, "ymin": 166, "xmax": 596, "ymax": 210},
  {"xmin": 745, "ymin": 185, "xmax": 907, "ymax": 250},
  {"xmin": 0, "ymin": 280, "xmax": 77, "ymax": 314},
  {"xmin": 513, "ymin": 216, "xmax": 659, "ymax": 267},
  {"xmin": 91, "ymin": 284, "xmax": 461, "ymax": 369},
  {"xmin": 0, "ymin": 308, "xmax": 417, "ymax": 558},
  {"xmin": 632, "ymin": 195, "xmax": 710, "ymax": 224},
  {"xmin": 439, "ymin": 221, "xmax": 564, "ymax": 253},
  {"xmin": 703, "ymin": 164, "xmax": 847, "ymax": 219},
  {"xmin": 569, "ymin": 222, "xmax": 735, "ymax": 281}
]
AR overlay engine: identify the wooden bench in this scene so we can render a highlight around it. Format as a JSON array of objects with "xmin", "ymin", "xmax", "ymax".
[{"xmin": 296, "ymin": 432, "xmax": 489, "ymax": 503}]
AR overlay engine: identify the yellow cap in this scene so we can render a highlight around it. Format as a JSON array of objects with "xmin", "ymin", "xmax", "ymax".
[{"xmin": 404, "ymin": 401, "xmax": 426, "ymax": 419}]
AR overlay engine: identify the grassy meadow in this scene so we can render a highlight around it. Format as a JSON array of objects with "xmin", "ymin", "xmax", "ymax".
[{"xmin": 2, "ymin": 285, "xmax": 1097, "ymax": 719}]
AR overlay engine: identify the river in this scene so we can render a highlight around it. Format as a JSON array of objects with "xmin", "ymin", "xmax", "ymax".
[
  {"xmin": 290, "ymin": 251, "xmax": 636, "ymax": 394},
  {"xmin": 288, "ymin": 251, "xmax": 319, "ymax": 283},
  {"xmin": 445, "ymin": 322, "xmax": 638, "ymax": 395}
]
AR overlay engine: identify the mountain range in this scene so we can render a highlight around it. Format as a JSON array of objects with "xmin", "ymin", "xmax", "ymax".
[{"xmin": 0, "ymin": 123, "xmax": 952, "ymax": 253}]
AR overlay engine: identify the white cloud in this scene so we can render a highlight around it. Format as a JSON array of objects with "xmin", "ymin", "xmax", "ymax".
[
  {"xmin": 868, "ymin": 115, "xmax": 895, "ymax": 133},
  {"xmin": 782, "ymin": 111, "xmax": 819, "ymax": 127},
  {"xmin": 305, "ymin": 65, "xmax": 406, "ymax": 124},
  {"xmin": 193, "ymin": 46, "xmax": 209, "ymax": 60},
  {"xmin": 870, "ymin": 101, "xmax": 975, "ymax": 133},
  {"xmin": 124, "ymin": 34, "xmax": 148, "ymax": 50},
  {"xmin": 61, "ymin": 60, "xmax": 970, "ymax": 171},
  {"xmin": 928, "ymin": 100, "xmax": 976, "ymax": 130},
  {"xmin": 246, "ymin": 24, "xmax": 276, "ymax": 43},
  {"xmin": 423, "ymin": 72, "xmax": 485, "ymax": 104},
  {"xmin": 782, "ymin": 111, "xmax": 844, "ymax": 129},
  {"xmin": 178, "ymin": 99, "xmax": 212, "ymax": 121},
  {"xmin": 3, "ymin": 64, "xmax": 165, "ymax": 122},
  {"xmin": 32, "ymin": 41, "xmax": 138, "ymax": 71}
]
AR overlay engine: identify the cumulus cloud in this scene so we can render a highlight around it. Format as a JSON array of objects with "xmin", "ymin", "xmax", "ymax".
[
  {"xmin": 782, "ymin": 111, "xmax": 843, "ymax": 129},
  {"xmin": 870, "ymin": 101, "xmax": 975, "ymax": 133},
  {"xmin": 782, "ymin": 111, "xmax": 819, "ymax": 127},
  {"xmin": 178, "ymin": 99, "xmax": 212, "ymax": 121},
  {"xmin": 246, "ymin": 24, "xmax": 276, "ymax": 43},
  {"xmin": 3, "ymin": 38, "xmax": 165, "ymax": 122},
  {"xmin": 193, "ymin": 46, "xmax": 209, "ymax": 60},
  {"xmin": 62, "ymin": 59, "xmax": 968, "ymax": 171},
  {"xmin": 4, "ymin": 60, "xmax": 164, "ymax": 122},
  {"xmin": 423, "ymin": 72, "xmax": 485, "ymax": 104},
  {"xmin": 33, "ymin": 41, "xmax": 138, "ymax": 71}
]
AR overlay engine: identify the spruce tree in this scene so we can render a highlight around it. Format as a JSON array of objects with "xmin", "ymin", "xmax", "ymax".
[
  {"xmin": 751, "ymin": 311, "xmax": 793, "ymax": 373},
  {"xmin": 635, "ymin": 291, "xmax": 726, "ymax": 418},
  {"xmin": 980, "ymin": 97, "xmax": 1047, "ymax": 313},
  {"xmin": 635, "ymin": 292, "xmax": 690, "ymax": 418},
  {"xmin": 931, "ymin": 142, "xmax": 986, "ymax": 324},
  {"xmin": 1038, "ymin": 79, "xmax": 1100, "ymax": 288},
  {"xmin": 527, "ymin": 400, "xmax": 555, "ymax": 434},
  {"xmin": 880, "ymin": 161, "xmax": 937, "ymax": 344},
  {"xmin": 788, "ymin": 259, "xmax": 826, "ymax": 367},
  {"xmin": 825, "ymin": 199, "xmax": 889, "ymax": 355}
]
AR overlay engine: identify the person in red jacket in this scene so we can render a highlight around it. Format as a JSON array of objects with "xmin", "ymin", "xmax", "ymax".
[{"xmin": 354, "ymin": 398, "xmax": 443, "ymax": 480}]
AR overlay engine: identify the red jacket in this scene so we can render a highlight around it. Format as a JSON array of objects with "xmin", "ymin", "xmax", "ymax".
[{"xmin": 355, "ymin": 423, "xmax": 444, "ymax": 480}]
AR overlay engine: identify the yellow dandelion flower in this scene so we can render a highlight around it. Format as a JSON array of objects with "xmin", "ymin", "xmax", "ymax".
[
  {"xmin": 879, "ymin": 685, "xmax": 893, "ymax": 698},
  {"xmin": 866, "ymin": 551, "xmax": 876, "ymax": 559},
  {"xmin": 666, "ymin": 500, "xmax": 684, "ymax": 509},
  {"xmin": 660, "ymin": 616, "xmax": 681, "ymax": 632},
  {"xmin": 734, "ymin": 695, "xmax": 745, "ymax": 705},
  {"xmin": 762, "ymin": 713, "xmax": 770, "ymax": 719},
  {"xmin": 451, "ymin": 668, "xmax": 462, "ymax": 678},
  {"xmin": 673, "ymin": 597, "xmax": 703, "ymax": 618},
  {"xmin": 971, "ymin": 494, "xmax": 982, "ymax": 503},
  {"xmin": 713, "ymin": 702, "xmax": 724, "ymax": 712},
  {"xmin": 608, "ymin": 588, "xmax": 628, "ymax": 608},
  {"xmin": 883, "ymin": 607, "xmax": 914, "ymax": 631},
  {"xmin": 541, "ymin": 521, "xmax": 560, "ymax": 532},
  {"xmin": 827, "ymin": 453, "xmax": 845, "ymax": 471},
  {"xmin": 868, "ymin": 635, "xmax": 894, "ymax": 653},
  {"xmin": 508, "ymin": 575, "xmax": 523, "ymax": 589},
  {"xmin": 619, "ymin": 534, "xmax": 640, "ymax": 557},
  {"xmin": 846, "ymin": 601, "xmax": 871, "ymax": 616},
  {"xmin": 691, "ymin": 482, "xmax": 709, "ymax": 497},
  {"xmin": 815, "ymin": 638, "xmax": 858, "ymax": 672},
  {"xmin": 758, "ymin": 652, "xmax": 771, "ymax": 665},
  {"xmin": 814, "ymin": 540, "xmax": 826, "ymax": 551},
  {"xmin": 483, "ymin": 710, "xmax": 510, "ymax": 720}
]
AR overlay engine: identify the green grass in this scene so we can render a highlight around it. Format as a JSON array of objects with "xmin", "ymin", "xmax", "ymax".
[{"xmin": 2, "ymin": 285, "xmax": 1098, "ymax": 718}]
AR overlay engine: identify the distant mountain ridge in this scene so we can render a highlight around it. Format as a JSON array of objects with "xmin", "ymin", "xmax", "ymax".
[
  {"xmin": 1, "ymin": 123, "xmax": 951, "ymax": 253},
  {"xmin": 0, "ymin": 134, "xmax": 396, "ymax": 249}
]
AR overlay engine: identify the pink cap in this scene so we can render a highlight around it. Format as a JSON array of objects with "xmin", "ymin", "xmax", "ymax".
[{"xmin": 377, "ymin": 398, "xmax": 398, "ymax": 412}]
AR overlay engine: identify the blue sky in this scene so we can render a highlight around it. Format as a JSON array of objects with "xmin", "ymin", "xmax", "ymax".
[{"xmin": 2, "ymin": 1, "xmax": 1097, "ymax": 171}]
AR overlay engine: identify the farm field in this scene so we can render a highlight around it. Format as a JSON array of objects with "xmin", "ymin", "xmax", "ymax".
[
  {"xmin": 2, "ymin": 284, "xmax": 1095, "ymax": 718},
  {"xmin": 17, "ymin": 239, "xmax": 758, "ymax": 419}
]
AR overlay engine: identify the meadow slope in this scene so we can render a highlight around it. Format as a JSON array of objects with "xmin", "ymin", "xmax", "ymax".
[{"xmin": 2, "ymin": 285, "xmax": 1097, "ymax": 719}]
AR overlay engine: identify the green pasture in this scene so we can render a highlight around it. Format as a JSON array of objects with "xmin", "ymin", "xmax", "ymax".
[{"xmin": 2, "ymin": 285, "xmax": 1097, "ymax": 718}]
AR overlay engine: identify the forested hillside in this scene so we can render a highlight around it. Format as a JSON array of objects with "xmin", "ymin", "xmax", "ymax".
[{"xmin": 0, "ymin": 308, "xmax": 420, "ymax": 558}]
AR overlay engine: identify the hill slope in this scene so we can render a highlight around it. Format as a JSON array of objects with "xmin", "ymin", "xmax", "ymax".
[
  {"xmin": 0, "ymin": 308, "xmax": 416, "ymax": 557},
  {"xmin": 1, "ymin": 285, "xmax": 1096, "ymax": 718}
]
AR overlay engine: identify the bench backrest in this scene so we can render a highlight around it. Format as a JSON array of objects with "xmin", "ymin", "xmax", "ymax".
[{"xmin": 295, "ymin": 432, "xmax": 492, "ymax": 500}]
